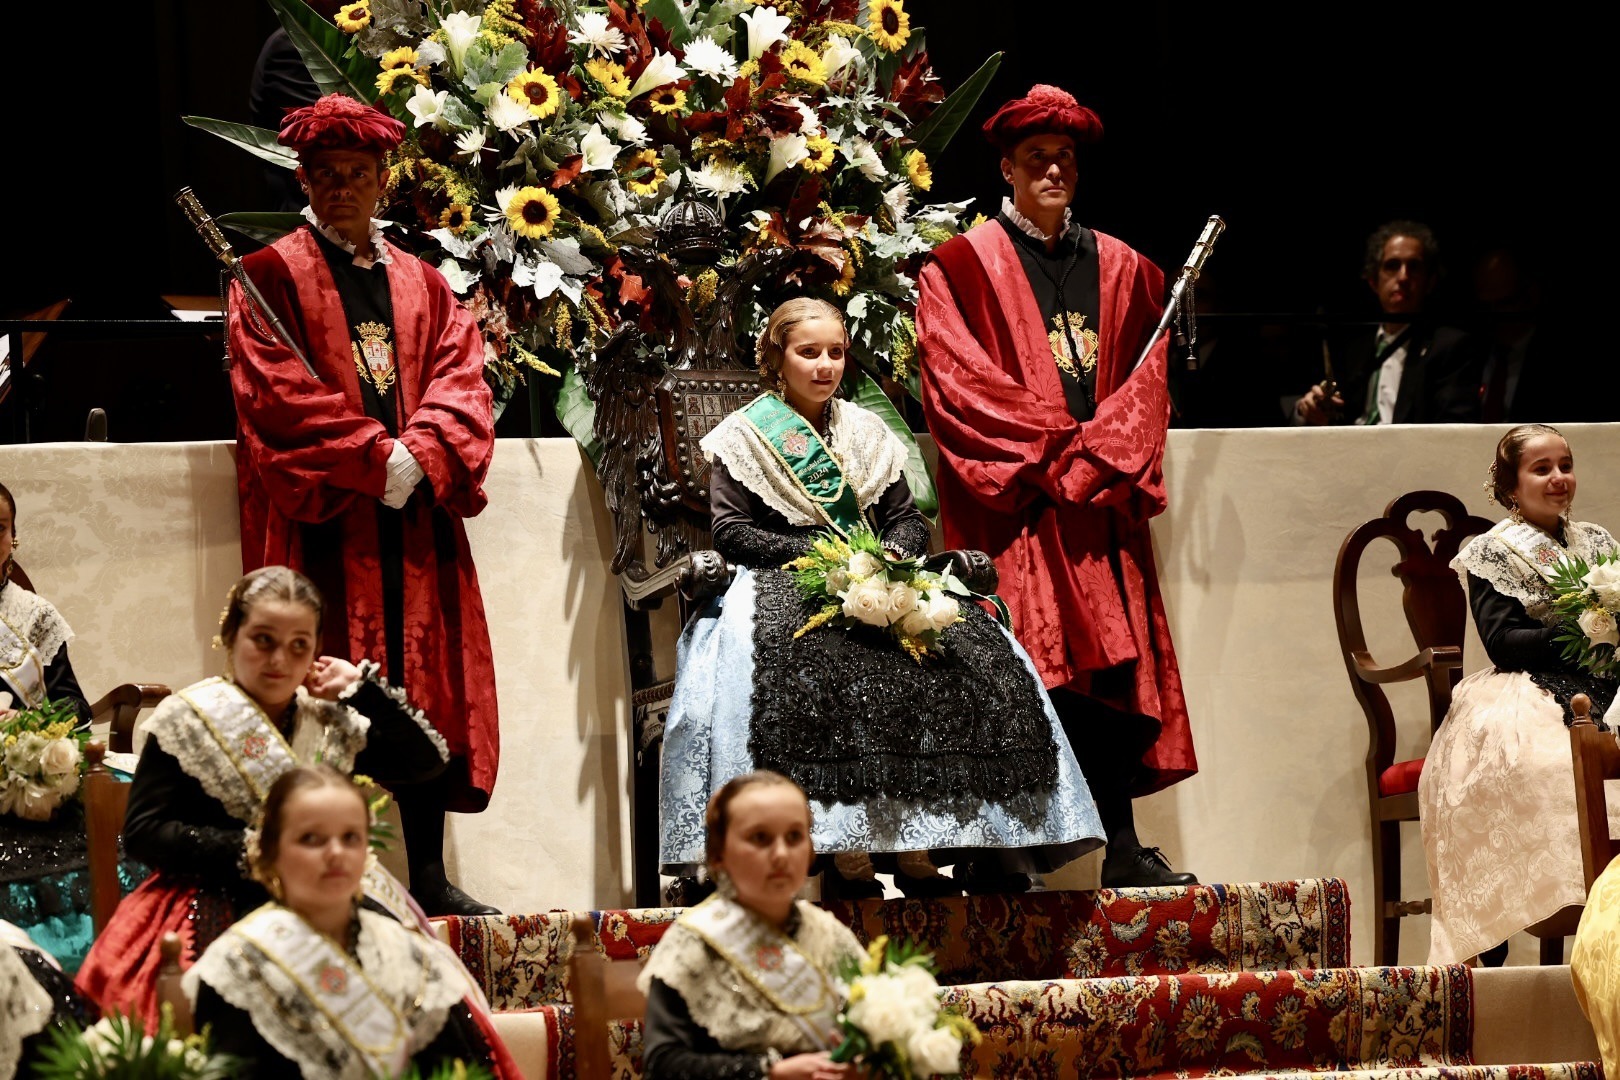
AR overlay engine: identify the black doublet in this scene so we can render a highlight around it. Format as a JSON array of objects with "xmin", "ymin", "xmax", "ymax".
[{"xmin": 997, "ymin": 214, "xmax": 1101, "ymax": 424}]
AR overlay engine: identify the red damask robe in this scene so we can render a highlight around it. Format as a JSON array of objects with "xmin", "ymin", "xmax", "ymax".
[
  {"xmin": 918, "ymin": 222, "xmax": 1196, "ymax": 794},
  {"xmin": 228, "ymin": 227, "xmax": 498, "ymax": 811}
]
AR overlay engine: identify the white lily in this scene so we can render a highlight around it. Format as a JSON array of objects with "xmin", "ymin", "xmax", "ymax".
[
  {"xmin": 627, "ymin": 51, "xmax": 686, "ymax": 100},
  {"xmin": 568, "ymin": 11, "xmax": 627, "ymax": 57},
  {"xmin": 598, "ymin": 111, "xmax": 649, "ymax": 147},
  {"xmin": 739, "ymin": 6, "xmax": 791, "ymax": 60},
  {"xmin": 822, "ymin": 33, "xmax": 861, "ymax": 79},
  {"xmin": 437, "ymin": 259, "xmax": 475, "ymax": 294},
  {"xmin": 764, "ymin": 133, "xmax": 809, "ymax": 183},
  {"xmin": 441, "ymin": 11, "xmax": 483, "ymax": 75},
  {"xmin": 578, "ymin": 123, "xmax": 619, "ymax": 173},
  {"xmin": 488, "ymin": 92, "xmax": 533, "ymax": 133},
  {"xmin": 406, "ymin": 85, "xmax": 450, "ymax": 130},
  {"xmin": 454, "ymin": 130, "xmax": 487, "ymax": 158},
  {"xmin": 844, "ymin": 137, "xmax": 888, "ymax": 181},
  {"xmin": 682, "ymin": 33, "xmax": 739, "ymax": 81}
]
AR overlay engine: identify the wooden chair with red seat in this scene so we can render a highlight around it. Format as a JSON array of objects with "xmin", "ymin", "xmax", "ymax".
[
  {"xmin": 1570, "ymin": 693, "xmax": 1620, "ymax": 890},
  {"xmin": 1333, "ymin": 489, "xmax": 1493, "ymax": 966},
  {"xmin": 568, "ymin": 914, "xmax": 649, "ymax": 1080}
]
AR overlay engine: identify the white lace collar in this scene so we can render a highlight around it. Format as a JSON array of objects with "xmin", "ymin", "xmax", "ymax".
[
  {"xmin": 1001, "ymin": 196, "xmax": 1073, "ymax": 244},
  {"xmin": 300, "ymin": 206, "xmax": 393, "ymax": 268}
]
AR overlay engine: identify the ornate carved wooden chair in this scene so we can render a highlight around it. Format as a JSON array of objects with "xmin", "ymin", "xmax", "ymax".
[
  {"xmin": 1570, "ymin": 693, "xmax": 1620, "ymax": 890},
  {"xmin": 567, "ymin": 914, "xmax": 647, "ymax": 1080},
  {"xmin": 1333, "ymin": 490, "xmax": 1491, "ymax": 965},
  {"xmin": 83, "ymin": 740, "xmax": 133, "ymax": 937}
]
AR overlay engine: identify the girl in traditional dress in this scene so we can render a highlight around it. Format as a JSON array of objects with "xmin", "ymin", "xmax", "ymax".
[
  {"xmin": 0, "ymin": 919, "xmax": 98, "ymax": 1080},
  {"xmin": 0, "ymin": 480, "xmax": 90, "ymax": 725},
  {"xmin": 660, "ymin": 297, "xmax": 1102, "ymax": 896},
  {"xmin": 76, "ymin": 566, "xmax": 450, "ymax": 1024},
  {"xmin": 642, "ymin": 771, "xmax": 864, "ymax": 1079},
  {"xmin": 1420, "ymin": 424, "xmax": 1619, "ymax": 964},
  {"xmin": 187, "ymin": 765, "xmax": 514, "ymax": 1079}
]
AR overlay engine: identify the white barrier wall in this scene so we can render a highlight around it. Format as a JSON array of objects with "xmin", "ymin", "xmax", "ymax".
[{"xmin": 2, "ymin": 422, "xmax": 1615, "ymax": 964}]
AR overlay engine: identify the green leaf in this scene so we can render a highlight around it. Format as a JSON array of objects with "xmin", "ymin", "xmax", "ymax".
[
  {"xmin": 556, "ymin": 365, "xmax": 604, "ymax": 467},
  {"xmin": 217, "ymin": 212, "xmax": 307, "ymax": 246},
  {"xmin": 182, "ymin": 116, "xmax": 299, "ymax": 170},
  {"xmin": 909, "ymin": 50, "xmax": 1003, "ymax": 161},
  {"xmin": 488, "ymin": 40, "xmax": 530, "ymax": 87},
  {"xmin": 843, "ymin": 370, "xmax": 937, "ymax": 519},
  {"xmin": 268, "ymin": 0, "xmax": 385, "ymax": 108},
  {"xmin": 644, "ymin": 0, "xmax": 696, "ymax": 46}
]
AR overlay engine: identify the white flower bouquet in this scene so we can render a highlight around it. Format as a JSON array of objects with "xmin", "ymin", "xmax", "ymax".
[
  {"xmin": 830, "ymin": 935, "xmax": 976, "ymax": 1078},
  {"xmin": 1549, "ymin": 551, "xmax": 1620, "ymax": 678},
  {"xmin": 33, "ymin": 1007, "xmax": 238, "ymax": 1079},
  {"xmin": 0, "ymin": 697, "xmax": 85, "ymax": 822},
  {"xmin": 786, "ymin": 525, "xmax": 968, "ymax": 661}
]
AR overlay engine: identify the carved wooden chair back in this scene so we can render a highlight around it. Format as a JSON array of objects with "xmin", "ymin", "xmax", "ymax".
[
  {"xmin": 1333, "ymin": 489, "xmax": 1492, "ymax": 965},
  {"xmin": 568, "ymin": 914, "xmax": 648, "ymax": 1080},
  {"xmin": 1571, "ymin": 694, "xmax": 1620, "ymax": 890}
]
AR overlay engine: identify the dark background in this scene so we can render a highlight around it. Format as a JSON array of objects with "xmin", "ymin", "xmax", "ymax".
[{"xmin": 3, "ymin": 3, "xmax": 1606, "ymax": 439}]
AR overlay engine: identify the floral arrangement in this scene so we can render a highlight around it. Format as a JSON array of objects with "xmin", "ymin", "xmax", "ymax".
[
  {"xmin": 830, "ymin": 934, "xmax": 976, "ymax": 1078},
  {"xmin": 32, "ymin": 1007, "xmax": 238, "ymax": 1080},
  {"xmin": 189, "ymin": 0, "xmax": 997, "ymax": 443},
  {"xmin": 0, "ymin": 697, "xmax": 86, "ymax": 822},
  {"xmin": 351, "ymin": 771, "xmax": 398, "ymax": 851},
  {"xmin": 1550, "ymin": 552, "xmax": 1620, "ymax": 678},
  {"xmin": 786, "ymin": 525, "xmax": 966, "ymax": 661}
]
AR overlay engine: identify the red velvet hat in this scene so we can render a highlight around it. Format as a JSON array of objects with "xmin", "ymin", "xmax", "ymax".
[
  {"xmin": 981, "ymin": 84, "xmax": 1102, "ymax": 152},
  {"xmin": 278, "ymin": 94, "xmax": 406, "ymax": 157}
]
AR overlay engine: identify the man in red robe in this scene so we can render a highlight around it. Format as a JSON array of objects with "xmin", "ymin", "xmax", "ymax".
[
  {"xmin": 917, "ymin": 85, "xmax": 1198, "ymax": 888},
  {"xmin": 228, "ymin": 95, "xmax": 500, "ymax": 915}
]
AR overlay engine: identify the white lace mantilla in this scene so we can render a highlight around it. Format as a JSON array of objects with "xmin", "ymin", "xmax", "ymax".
[
  {"xmin": 700, "ymin": 396, "xmax": 907, "ymax": 528},
  {"xmin": 184, "ymin": 905, "xmax": 464, "ymax": 1080},
  {"xmin": 145, "ymin": 678, "xmax": 369, "ymax": 824},
  {"xmin": 638, "ymin": 898, "xmax": 862, "ymax": 1055},
  {"xmin": 0, "ymin": 939, "xmax": 53, "ymax": 1080},
  {"xmin": 1452, "ymin": 519, "xmax": 1618, "ymax": 624}
]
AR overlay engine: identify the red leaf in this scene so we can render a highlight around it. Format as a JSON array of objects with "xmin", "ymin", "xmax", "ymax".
[
  {"xmin": 549, "ymin": 155, "xmax": 585, "ymax": 189},
  {"xmin": 889, "ymin": 51, "xmax": 944, "ymax": 123}
]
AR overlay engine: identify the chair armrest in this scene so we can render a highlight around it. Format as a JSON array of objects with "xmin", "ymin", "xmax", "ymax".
[
  {"xmin": 1351, "ymin": 645, "xmax": 1463, "ymax": 685},
  {"xmin": 924, "ymin": 549, "xmax": 999, "ymax": 594},
  {"xmin": 90, "ymin": 682, "xmax": 171, "ymax": 754},
  {"xmin": 678, "ymin": 550, "xmax": 734, "ymax": 603}
]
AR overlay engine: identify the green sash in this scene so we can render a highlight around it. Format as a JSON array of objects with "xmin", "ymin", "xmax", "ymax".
[{"xmin": 741, "ymin": 394, "xmax": 865, "ymax": 538}]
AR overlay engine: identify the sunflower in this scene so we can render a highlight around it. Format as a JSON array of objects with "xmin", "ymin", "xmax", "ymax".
[
  {"xmin": 904, "ymin": 148, "xmax": 932, "ymax": 192},
  {"xmin": 647, "ymin": 86, "xmax": 687, "ymax": 115},
  {"xmin": 507, "ymin": 70, "xmax": 563, "ymax": 120},
  {"xmin": 622, "ymin": 149, "xmax": 667, "ymax": 197},
  {"xmin": 780, "ymin": 41, "xmax": 827, "ymax": 87},
  {"xmin": 802, "ymin": 134, "xmax": 837, "ymax": 173},
  {"xmin": 831, "ymin": 251, "xmax": 858, "ymax": 296},
  {"xmin": 439, "ymin": 203, "xmax": 473, "ymax": 235},
  {"xmin": 335, "ymin": 0, "xmax": 370, "ymax": 32},
  {"xmin": 506, "ymin": 187, "xmax": 562, "ymax": 240},
  {"xmin": 866, "ymin": 0, "xmax": 910, "ymax": 53},
  {"xmin": 376, "ymin": 66, "xmax": 427, "ymax": 95},
  {"xmin": 380, "ymin": 46, "xmax": 419, "ymax": 70},
  {"xmin": 584, "ymin": 57, "xmax": 630, "ymax": 98}
]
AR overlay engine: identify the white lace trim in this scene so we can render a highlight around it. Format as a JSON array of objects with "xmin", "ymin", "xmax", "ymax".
[
  {"xmin": 340, "ymin": 660, "xmax": 450, "ymax": 765},
  {"xmin": 0, "ymin": 942, "xmax": 53, "ymax": 1080},
  {"xmin": 700, "ymin": 397, "xmax": 908, "ymax": 528},
  {"xmin": 184, "ymin": 907, "xmax": 462, "ymax": 1080},
  {"xmin": 145, "ymin": 681, "xmax": 368, "ymax": 823},
  {"xmin": 0, "ymin": 582, "xmax": 73, "ymax": 670},
  {"xmin": 1452, "ymin": 519, "xmax": 1618, "ymax": 624},
  {"xmin": 300, "ymin": 206, "xmax": 394, "ymax": 268},
  {"xmin": 638, "ymin": 900, "xmax": 862, "ymax": 1054},
  {"xmin": 1001, "ymin": 196, "xmax": 1072, "ymax": 242}
]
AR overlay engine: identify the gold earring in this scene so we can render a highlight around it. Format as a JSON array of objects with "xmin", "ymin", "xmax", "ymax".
[
  {"xmin": 267, "ymin": 872, "xmax": 283, "ymax": 902},
  {"xmin": 1508, "ymin": 498, "xmax": 1524, "ymax": 524}
]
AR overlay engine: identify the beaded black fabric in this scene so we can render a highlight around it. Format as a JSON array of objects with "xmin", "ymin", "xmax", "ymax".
[
  {"xmin": 882, "ymin": 516, "xmax": 931, "ymax": 560},
  {"xmin": 1532, "ymin": 671, "xmax": 1617, "ymax": 729},
  {"xmin": 15, "ymin": 946, "xmax": 99, "ymax": 1027},
  {"xmin": 713, "ymin": 521, "xmax": 818, "ymax": 569},
  {"xmin": 746, "ymin": 569, "xmax": 1058, "ymax": 805}
]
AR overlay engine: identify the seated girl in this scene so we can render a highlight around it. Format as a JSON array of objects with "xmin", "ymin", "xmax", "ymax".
[
  {"xmin": 1420, "ymin": 424, "xmax": 1619, "ymax": 964},
  {"xmin": 660, "ymin": 297, "xmax": 1102, "ymax": 897},
  {"xmin": 641, "ymin": 771, "xmax": 863, "ymax": 1079},
  {"xmin": 76, "ymin": 566, "xmax": 450, "ymax": 1024},
  {"xmin": 187, "ymin": 765, "xmax": 517, "ymax": 1079},
  {"xmin": 0, "ymin": 479, "xmax": 90, "ymax": 724}
]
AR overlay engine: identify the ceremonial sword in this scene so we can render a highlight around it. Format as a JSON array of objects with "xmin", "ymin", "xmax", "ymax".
[
  {"xmin": 1132, "ymin": 214, "xmax": 1226, "ymax": 373},
  {"xmin": 174, "ymin": 186, "xmax": 319, "ymax": 380}
]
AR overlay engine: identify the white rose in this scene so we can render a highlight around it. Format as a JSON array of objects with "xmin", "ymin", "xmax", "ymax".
[
  {"xmin": 40, "ymin": 737, "xmax": 79, "ymax": 777},
  {"xmin": 825, "ymin": 568, "xmax": 849, "ymax": 596},
  {"xmin": 847, "ymin": 551, "xmax": 883, "ymax": 579},
  {"xmin": 841, "ymin": 577, "xmax": 893, "ymax": 628},
  {"xmin": 908, "ymin": 1024, "xmax": 965, "ymax": 1076},
  {"xmin": 900, "ymin": 608, "xmax": 934, "ymax": 639},
  {"xmin": 15, "ymin": 782, "xmax": 58, "ymax": 821},
  {"xmin": 886, "ymin": 582, "xmax": 920, "ymax": 624},
  {"xmin": 847, "ymin": 973, "xmax": 918, "ymax": 1045},
  {"xmin": 1578, "ymin": 608, "xmax": 1620, "ymax": 649},
  {"xmin": 1583, "ymin": 561, "xmax": 1620, "ymax": 609},
  {"xmin": 924, "ymin": 592, "xmax": 961, "ymax": 634}
]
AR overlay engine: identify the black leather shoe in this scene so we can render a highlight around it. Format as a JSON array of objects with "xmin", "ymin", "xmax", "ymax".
[
  {"xmin": 415, "ymin": 880, "xmax": 502, "ymax": 917},
  {"xmin": 822, "ymin": 871, "xmax": 884, "ymax": 901},
  {"xmin": 1099, "ymin": 846, "xmax": 1198, "ymax": 889},
  {"xmin": 955, "ymin": 863, "xmax": 1032, "ymax": 897},
  {"xmin": 893, "ymin": 868, "xmax": 963, "ymax": 899}
]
